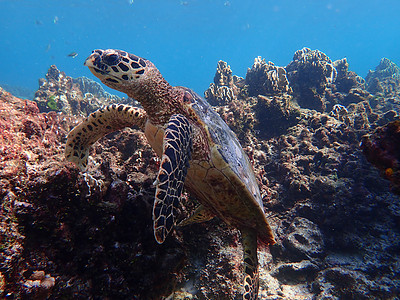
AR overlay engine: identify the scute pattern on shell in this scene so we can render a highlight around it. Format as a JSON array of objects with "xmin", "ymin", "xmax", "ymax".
[{"xmin": 188, "ymin": 88, "xmax": 263, "ymax": 207}]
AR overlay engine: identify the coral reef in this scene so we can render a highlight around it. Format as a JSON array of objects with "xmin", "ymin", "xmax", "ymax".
[
  {"xmin": 0, "ymin": 83, "xmax": 35, "ymax": 100},
  {"xmin": 361, "ymin": 120, "xmax": 400, "ymax": 194},
  {"xmin": 332, "ymin": 58, "xmax": 365, "ymax": 93},
  {"xmin": 366, "ymin": 58, "xmax": 400, "ymax": 86},
  {"xmin": 254, "ymin": 94, "xmax": 300, "ymax": 139},
  {"xmin": 1, "ymin": 48, "xmax": 400, "ymax": 299},
  {"xmin": 245, "ymin": 56, "xmax": 291, "ymax": 97},
  {"xmin": 365, "ymin": 58, "xmax": 400, "ymax": 102},
  {"xmin": 204, "ymin": 60, "xmax": 242, "ymax": 106},
  {"xmin": 0, "ymin": 87, "xmax": 74, "ymax": 299},
  {"xmin": 286, "ymin": 47, "xmax": 337, "ymax": 111},
  {"xmin": 34, "ymin": 66, "xmax": 122, "ymax": 116},
  {"xmin": 73, "ymin": 76, "xmax": 120, "ymax": 102},
  {"xmin": 0, "ymin": 86, "xmax": 185, "ymax": 299}
]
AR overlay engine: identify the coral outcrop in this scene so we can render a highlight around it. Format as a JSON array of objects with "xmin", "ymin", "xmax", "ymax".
[
  {"xmin": 204, "ymin": 60, "xmax": 241, "ymax": 106},
  {"xmin": 366, "ymin": 58, "xmax": 400, "ymax": 86},
  {"xmin": 245, "ymin": 56, "xmax": 291, "ymax": 96},
  {"xmin": 286, "ymin": 48, "xmax": 337, "ymax": 111},
  {"xmin": 361, "ymin": 120, "xmax": 400, "ymax": 194},
  {"xmin": 1, "ymin": 49, "xmax": 400, "ymax": 299},
  {"xmin": 332, "ymin": 58, "xmax": 365, "ymax": 93},
  {"xmin": 34, "ymin": 66, "xmax": 121, "ymax": 116},
  {"xmin": 204, "ymin": 50, "xmax": 400, "ymax": 298},
  {"xmin": 365, "ymin": 58, "xmax": 400, "ymax": 99},
  {"xmin": 0, "ymin": 86, "xmax": 184, "ymax": 299},
  {"xmin": 0, "ymin": 87, "xmax": 73, "ymax": 299}
]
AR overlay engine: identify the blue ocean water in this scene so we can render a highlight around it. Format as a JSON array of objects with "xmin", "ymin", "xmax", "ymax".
[{"xmin": 1, "ymin": 0, "xmax": 399, "ymax": 98}]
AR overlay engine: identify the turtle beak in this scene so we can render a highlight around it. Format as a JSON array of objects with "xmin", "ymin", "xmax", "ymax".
[
  {"xmin": 83, "ymin": 57, "xmax": 90, "ymax": 67},
  {"xmin": 84, "ymin": 50, "xmax": 110, "ymax": 76},
  {"xmin": 84, "ymin": 49, "xmax": 106, "ymax": 66}
]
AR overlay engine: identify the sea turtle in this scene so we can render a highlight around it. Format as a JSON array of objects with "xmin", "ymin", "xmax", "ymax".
[{"xmin": 65, "ymin": 49, "xmax": 275, "ymax": 299}]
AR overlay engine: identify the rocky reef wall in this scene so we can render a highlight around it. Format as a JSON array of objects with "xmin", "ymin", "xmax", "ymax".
[{"xmin": 1, "ymin": 48, "xmax": 399, "ymax": 299}]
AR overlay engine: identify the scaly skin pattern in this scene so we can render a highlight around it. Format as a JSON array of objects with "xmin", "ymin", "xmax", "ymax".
[
  {"xmin": 65, "ymin": 104, "xmax": 147, "ymax": 171},
  {"xmin": 65, "ymin": 49, "xmax": 275, "ymax": 299},
  {"xmin": 153, "ymin": 114, "xmax": 193, "ymax": 243}
]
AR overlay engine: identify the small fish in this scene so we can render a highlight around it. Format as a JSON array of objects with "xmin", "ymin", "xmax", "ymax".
[
  {"xmin": 67, "ymin": 52, "xmax": 78, "ymax": 58},
  {"xmin": 224, "ymin": 1, "xmax": 231, "ymax": 6},
  {"xmin": 46, "ymin": 44, "xmax": 51, "ymax": 52},
  {"xmin": 53, "ymin": 16, "xmax": 59, "ymax": 24}
]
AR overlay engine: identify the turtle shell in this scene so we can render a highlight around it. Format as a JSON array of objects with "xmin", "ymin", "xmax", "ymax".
[
  {"xmin": 182, "ymin": 88, "xmax": 274, "ymax": 245},
  {"xmin": 188, "ymin": 89, "xmax": 262, "ymax": 204}
]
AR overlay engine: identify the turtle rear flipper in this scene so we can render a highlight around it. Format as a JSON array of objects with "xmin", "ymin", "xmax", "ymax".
[
  {"xmin": 65, "ymin": 104, "xmax": 147, "ymax": 171},
  {"xmin": 153, "ymin": 114, "xmax": 193, "ymax": 243},
  {"xmin": 241, "ymin": 227, "xmax": 259, "ymax": 300},
  {"xmin": 178, "ymin": 204, "xmax": 215, "ymax": 226}
]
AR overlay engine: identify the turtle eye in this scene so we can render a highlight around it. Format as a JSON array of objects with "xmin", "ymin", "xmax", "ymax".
[
  {"xmin": 103, "ymin": 54, "xmax": 120, "ymax": 66},
  {"xmin": 183, "ymin": 91, "xmax": 193, "ymax": 103}
]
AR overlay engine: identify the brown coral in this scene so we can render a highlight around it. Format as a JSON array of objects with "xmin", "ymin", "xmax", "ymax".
[
  {"xmin": 361, "ymin": 120, "xmax": 400, "ymax": 194},
  {"xmin": 254, "ymin": 94, "xmax": 300, "ymax": 138},
  {"xmin": 204, "ymin": 60, "xmax": 241, "ymax": 106},
  {"xmin": 22, "ymin": 270, "xmax": 55, "ymax": 300},
  {"xmin": 34, "ymin": 65, "xmax": 120, "ymax": 116},
  {"xmin": 333, "ymin": 58, "xmax": 365, "ymax": 93},
  {"xmin": 286, "ymin": 47, "xmax": 338, "ymax": 111},
  {"xmin": 2, "ymin": 48, "xmax": 400, "ymax": 299},
  {"xmin": 245, "ymin": 56, "xmax": 291, "ymax": 96}
]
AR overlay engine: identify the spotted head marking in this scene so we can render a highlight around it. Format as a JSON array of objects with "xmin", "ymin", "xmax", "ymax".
[
  {"xmin": 85, "ymin": 49, "xmax": 177, "ymax": 121},
  {"xmin": 84, "ymin": 49, "xmax": 158, "ymax": 94}
]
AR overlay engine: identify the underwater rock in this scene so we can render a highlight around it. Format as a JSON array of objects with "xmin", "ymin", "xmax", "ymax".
[
  {"xmin": 254, "ymin": 94, "xmax": 300, "ymax": 138},
  {"xmin": 34, "ymin": 65, "xmax": 81, "ymax": 114},
  {"xmin": 329, "ymin": 98, "xmax": 398, "ymax": 133},
  {"xmin": 204, "ymin": 60, "xmax": 242, "ymax": 106},
  {"xmin": 365, "ymin": 58, "xmax": 400, "ymax": 103},
  {"xmin": 245, "ymin": 56, "xmax": 291, "ymax": 97},
  {"xmin": 22, "ymin": 271, "xmax": 55, "ymax": 300},
  {"xmin": 73, "ymin": 76, "xmax": 120, "ymax": 101},
  {"xmin": 361, "ymin": 120, "xmax": 400, "ymax": 194},
  {"xmin": 34, "ymin": 65, "xmax": 120, "ymax": 116},
  {"xmin": 286, "ymin": 47, "xmax": 337, "ymax": 112},
  {"xmin": 332, "ymin": 58, "xmax": 365, "ymax": 93},
  {"xmin": 342, "ymin": 87, "xmax": 372, "ymax": 105},
  {"xmin": 0, "ymin": 87, "xmax": 75, "ymax": 299},
  {"xmin": 366, "ymin": 58, "xmax": 400, "ymax": 90},
  {"xmin": 2, "ymin": 48, "xmax": 400, "ymax": 299},
  {"xmin": 280, "ymin": 217, "xmax": 324, "ymax": 261},
  {"xmin": 271, "ymin": 260, "xmax": 319, "ymax": 284},
  {"xmin": 313, "ymin": 267, "xmax": 392, "ymax": 299}
]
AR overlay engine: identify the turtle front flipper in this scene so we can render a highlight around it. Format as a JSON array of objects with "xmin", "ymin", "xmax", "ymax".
[
  {"xmin": 153, "ymin": 114, "xmax": 193, "ymax": 244},
  {"xmin": 241, "ymin": 227, "xmax": 259, "ymax": 300},
  {"xmin": 65, "ymin": 104, "xmax": 147, "ymax": 171}
]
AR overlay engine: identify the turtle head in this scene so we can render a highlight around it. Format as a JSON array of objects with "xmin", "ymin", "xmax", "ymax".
[{"xmin": 84, "ymin": 49, "xmax": 169, "ymax": 100}]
